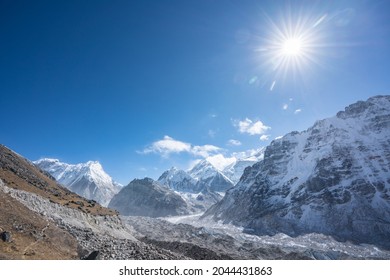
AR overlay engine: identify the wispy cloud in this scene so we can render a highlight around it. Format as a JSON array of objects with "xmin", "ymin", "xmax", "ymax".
[
  {"xmin": 294, "ymin": 108, "xmax": 302, "ymax": 114},
  {"xmin": 227, "ymin": 139, "xmax": 242, "ymax": 146},
  {"xmin": 142, "ymin": 135, "xmax": 221, "ymax": 158},
  {"xmin": 192, "ymin": 144, "xmax": 221, "ymax": 158},
  {"xmin": 260, "ymin": 134, "xmax": 270, "ymax": 141},
  {"xmin": 283, "ymin": 104, "xmax": 288, "ymax": 110},
  {"xmin": 208, "ymin": 129, "xmax": 216, "ymax": 138},
  {"xmin": 233, "ymin": 118, "xmax": 271, "ymax": 135}
]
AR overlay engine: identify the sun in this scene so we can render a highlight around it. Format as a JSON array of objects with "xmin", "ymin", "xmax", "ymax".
[
  {"xmin": 272, "ymin": 30, "xmax": 312, "ymax": 70},
  {"xmin": 281, "ymin": 37, "xmax": 303, "ymax": 56},
  {"xmin": 255, "ymin": 11, "xmax": 327, "ymax": 88}
]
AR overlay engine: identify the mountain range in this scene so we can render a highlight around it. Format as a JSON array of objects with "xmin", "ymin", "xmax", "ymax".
[
  {"xmin": 204, "ymin": 95, "xmax": 390, "ymax": 248},
  {"xmin": 150, "ymin": 154, "xmax": 263, "ymax": 214}
]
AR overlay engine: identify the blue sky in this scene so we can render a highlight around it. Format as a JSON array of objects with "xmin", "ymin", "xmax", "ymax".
[{"xmin": 1, "ymin": 0, "xmax": 390, "ymax": 185}]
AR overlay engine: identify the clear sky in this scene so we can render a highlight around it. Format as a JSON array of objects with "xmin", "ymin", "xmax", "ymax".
[{"xmin": 1, "ymin": 0, "xmax": 390, "ymax": 185}]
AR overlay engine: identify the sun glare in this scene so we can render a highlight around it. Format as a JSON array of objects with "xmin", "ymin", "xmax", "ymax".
[
  {"xmin": 256, "ymin": 11, "xmax": 328, "ymax": 88},
  {"xmin": 281, "ymin": 38, "xmax": 303, "ymax": 56}
]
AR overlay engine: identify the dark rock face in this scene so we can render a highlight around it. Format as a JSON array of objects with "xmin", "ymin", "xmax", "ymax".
[
  {"xmin": 205, "ymin": 96, "xmax": 390, "ymax": 248},
  {"xmin": 108, "ymin": 178, "xmax": 190, "ymax": 217},
  {"xmin": 1, "ymin": 231, "xmax": 11, "ymax": 242},
  {"xmin": 81, "ymin": 250, "xmax": 100, "ymax": 260}
]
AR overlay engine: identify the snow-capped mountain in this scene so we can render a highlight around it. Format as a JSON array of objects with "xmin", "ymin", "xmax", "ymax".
[
  {"xmin": 34, "ymin": 158, "xmax": 122, "ymax": 206},
  {"xmin": 222, "ymin": 149, "xmax": 265, "ymax": 185},
  {"xmin": 157, "ymin": 153, "xmax": 265, "ymax": 212},
  {"xmin": 158, "ymin": 167, "xmax": 202, "ymax": 193},
  {"xmin": 204, "ymin": 95, "xmax": 390, "ymax": 248},
  {"xmin": 157, "ymin": 167, "xmax": 223, "ymax": 212},
  {"xmin": 188, "ymin": 159, "xmax": 234, "ymax": 192},
  {"xmin": 108, "ymin": 178, "xmax": 190, "ymax": 217}
]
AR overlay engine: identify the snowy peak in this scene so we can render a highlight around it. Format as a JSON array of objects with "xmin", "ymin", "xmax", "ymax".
[
  {"xmin": 188, "ymin": 159, "xmax": 234, "ymax": 192},
  {"xmin": 158, "ymin": 167, "xmax": 200, "ymax": 193},
  {"xmin": 188, "ymin": 159, "xmax": 216, "ymax": 180},
  {"xmin": 336, "ymin": 95, "xmax": 390, "ymax": 120},
  {"xmin": 189, "ymin": 159, "xmax": 233, "ymax": 184},
  {"xmin": 159, "ymin": 150, "xmax": 266, "ymax": 195},
  {"xmin": 222, "ymin": 148, "xmax": 265, "ymax": 185},
  {"xmin": 34, "ymin": 158, "xmax": 122, "ymax": 206}
]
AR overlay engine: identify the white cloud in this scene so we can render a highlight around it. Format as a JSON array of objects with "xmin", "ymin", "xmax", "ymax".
[
  {"xmin": 294, "ymin": 108, "xmax": 302, "ymax": 114},
  {"xmin": 274, "ymin": 135, "xmax": 283, "ymax": 140},
  {"xmin": 206, "ymin": 154, "xmax": 236, "ymax": 171},
  {"xmin": 142, "ymin": 135, "xmax": 191, "ymax": 157},
  {"xmin": 260, "ymin": 134, "xmax": 270, "ymax": 141},
  {"xmin": 233, "ymin": 118, "xmax": 271, "ymax": 135},
  {"xmin": 283, "ymin": 104, "xmax": 288, "ymax": 110},
  {"xmin": 192, "ymin": 144, "xmax": 221, "ymax": 158},
  {"xmin": 142, "ymin": 135, "xmax": 221, "ymax": 158},
  {"xmin": 227, "ymin": 139, "xmax": 242, "ymax": 146}
]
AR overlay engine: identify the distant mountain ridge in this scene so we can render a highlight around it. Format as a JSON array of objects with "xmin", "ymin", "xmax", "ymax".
[
  {"xmin": 159, "ymin": 150, "xmax": 265, "ymax": 193},
  {"xmin": 156, "ymin": 152, "xmax": 265, "ymax": 213},
  {"xmin": 34, "ymin": 158, "xmax": 122, "ymax": 206},
  {"xmin": 204, "ymin": 95, "xmax": 390, "ymax": 248}
]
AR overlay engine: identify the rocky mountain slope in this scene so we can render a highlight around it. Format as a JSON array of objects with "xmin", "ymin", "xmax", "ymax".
[
  {"xmin": 109, "ymin": 178, "xmax": 191, "ymax": 217},
  {"xmin": 204, "ymin": 95, "xmax": 390, "ymax": 248},
  {"xmin": 34, "ymin": 158, "xmax": 121, "ymax": 206},
  {"xmin": 0, "ymin": 181, "xmax": 78, "ymax": 260},
  {"xmin": 0, "ymin": 145, "xmax": 184, "ymax": 259}
]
